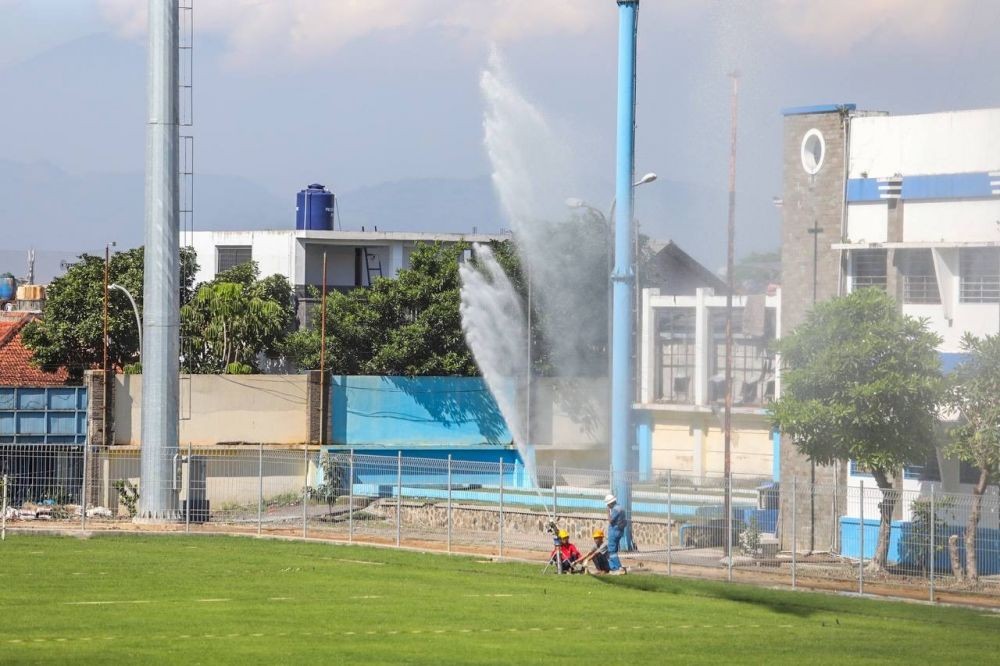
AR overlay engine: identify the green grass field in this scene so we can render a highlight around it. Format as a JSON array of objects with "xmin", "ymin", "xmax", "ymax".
[{"xmin": 1, "ymin": 534, "xmax": 998, "ymax": 664}]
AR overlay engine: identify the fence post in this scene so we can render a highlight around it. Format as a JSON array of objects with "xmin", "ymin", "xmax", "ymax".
[
  {"xmin": 185, "ymin": 443, "xmax": 191, "ymax": 533},
  {"xmin": 929, "ymin": 485, "xmax": 936, "ymax": 603},
  {"xmin": 791, "ymin": 476, "xmax": 797, "ymax": 589},
  {"xmin": 552, "ymin": 459, "xmax": 558, "ymax": 516},
  {"xmin": 396, "ymin": 452, "xmax": 402, "ymax": 548},
  {"xmin": 666, "ymin": 469, "xmax": 672, "ymax": 576},
  {"xmin": 859, "ymin": 480, "xmax": 865, "ymax": 595},
  {"xmin": 727, "ymin": 475, "xmax": 733, "ymax": 583},
  {"xmin": 302, "ymin": 446, "xmax": 308, "ymax": 539},
  {"xmin": 832, "ymin": 478, "xmax": 839, "ymax": 554},
  {"xmin": 80, "ymin": 443, "xmax": 89, "ymax": 529},
  {"xmin": 446, "ymin": 454, "xmax": 452, "ymax": 554},
  {"xmin": 2, "ymin": 473, "xmax": 7, "ymax": 541},
  {"xmin": 498, "ymin": 457, "xmax": 505, "ymax": 560},
  {"xmin": 349, "ymin": 451, "xmax": 355, "ymax": 544},
  {"xmin": 257, "ymin": 443, "xmax": 264, "ymax": 537}
]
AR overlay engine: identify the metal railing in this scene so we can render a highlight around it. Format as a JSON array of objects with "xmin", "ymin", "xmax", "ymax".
[{"xmin": 1, "ymin": 445, "xmax": 998, "ymax": 602}]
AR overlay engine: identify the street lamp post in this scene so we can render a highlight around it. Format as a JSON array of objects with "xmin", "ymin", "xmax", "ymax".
[
  {"xmin": 109, "ymin": 283, "xmax": 143, "ymax": 361},
  {"xmin": 102, "ymin": 241, "xmax": 116, "ymax": 450}
]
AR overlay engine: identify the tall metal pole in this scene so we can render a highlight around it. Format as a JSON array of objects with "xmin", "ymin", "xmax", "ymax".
[
  {"xmin": 610, "ymin": 0, "xmax": 640, "ymax": 550},
  {"xmin": 139, "ymin": 0, "xmax": 180, "ymax": 521},
  {"xmin": 723, "ymin": 71, "xmax": 740, "ymax": 551}
]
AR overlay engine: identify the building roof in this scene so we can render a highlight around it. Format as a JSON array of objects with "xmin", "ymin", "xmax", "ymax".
[
  {"xmin": 781, "ymin": 103, "xmax": 856, "ymax": 116},
  {"xmin": 644, "ymin": 240, "xmax": 729, "ymax": 295},
  {"xmin": 0, "ymin": 315, "xmax": 69, "ymax": 386}
]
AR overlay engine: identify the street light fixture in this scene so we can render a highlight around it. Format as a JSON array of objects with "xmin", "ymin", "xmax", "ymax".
[{"xmin": 110, "ymin": 283, "xmax": 143, "ymax": 361}]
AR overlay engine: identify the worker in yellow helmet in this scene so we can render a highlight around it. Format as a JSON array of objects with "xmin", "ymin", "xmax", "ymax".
[
  {"xmin": 549, "ymin": 529, "xmax": 581, "ymax": 573},
  {"xmin": 573, "ymin": 528, "xmax": 612, "ymax": 574}
]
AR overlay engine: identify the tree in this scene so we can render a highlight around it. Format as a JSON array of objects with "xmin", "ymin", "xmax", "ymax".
[
  {"xmin": 769, "ymin": 288, "xmax": 943, "ymax": 571},
  {"xmin": 180, "ymin": 262, "xmax": 294, "ymax": 374},
  {"xmin": 22, "ymin": 247, "xmax": 198, "ymax": 380},
  {"xmin": 946, "ymin": 333, "xmax": 1000, "ymax": 582},
  {"xmin": 732, "ymin": 250, "xmax": 781, "ymax": 293},
  {"xmin": 285, "ymin": 242, "xmax": 479, "ymax": 376}
]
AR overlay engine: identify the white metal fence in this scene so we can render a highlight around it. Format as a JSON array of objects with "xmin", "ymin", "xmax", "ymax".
[{"xmin": 2, "ymin": 445, "xmax": 998, "ymax": 602}]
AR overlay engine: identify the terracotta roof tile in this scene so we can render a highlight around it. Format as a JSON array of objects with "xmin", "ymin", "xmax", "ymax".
[{"xmin": 0, "ymin": 317, "xmax": 70, "ymax": 386}]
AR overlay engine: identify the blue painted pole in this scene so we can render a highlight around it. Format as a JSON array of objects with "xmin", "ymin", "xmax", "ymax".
[{"xmin": 611, "ymin": 0, "xmax": 639, "ymax": 549}]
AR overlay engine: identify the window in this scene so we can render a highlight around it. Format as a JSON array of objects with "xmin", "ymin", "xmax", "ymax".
[
  {"xmin": 800, "ymin": 129, "xmax": 825, "ymax": 175},
  {"xmin": 216, "ymin": 246, "xmax": 252, "ymax": 275},
  {"xmin": 959, "ymin": 248, "xmax": 1000, "ymax": 303},
  {"xmin": 709, "ymin": 308, "xmax": 776, "ymax": 406},
  {"xmin": 852, "ymin": 249, "xmax": 887, "ymax": 291},
  {"xmin": 656, "ymin": 309, "xmax": 696, "ymax": 403},
  {"xmin": 899, "ymin": 250, "xmax": 940, "ymax": 304}
]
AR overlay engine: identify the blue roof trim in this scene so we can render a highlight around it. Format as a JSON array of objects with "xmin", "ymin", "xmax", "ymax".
[
  {"xmin": 781, "ymin": 103, "xmax": 856, "ymax": 116},
  {"xmin": 848, "ymin": 172, "xmax": 999, "ymax": 202},
  {"xmin": 846, "ymin": 178, "xmax": 882, "ymax": 202},
  {"xmin": 903, "ymin": 173, "xmax": 993, "ymax": 200}
]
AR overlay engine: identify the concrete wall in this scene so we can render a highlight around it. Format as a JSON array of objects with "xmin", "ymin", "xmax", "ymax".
[
  {"xmin": 189, "ymin": 230, "xmax": 297, "ymax": 284},
  {"xmin": 646, "ymin": 409, "xmax": 774, "ymax": 479},
  {"xmin": 114, "ymin": 374, "xmax": 309, "ymax": 446},
  {"xmin": 849, "ymin": 108, "xmax": 1000, "ymax": 178}
]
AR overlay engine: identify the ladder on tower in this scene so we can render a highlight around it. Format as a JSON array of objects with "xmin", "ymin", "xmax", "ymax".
[{"xmin": 362, "ymin": 248, "xmax": 383, "ymax": 287}]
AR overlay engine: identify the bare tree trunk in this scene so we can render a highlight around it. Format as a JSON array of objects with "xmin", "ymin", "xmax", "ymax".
[
  {"xmin": 948, "ymin": 534, "xmax": 964, "ymax": 581},
  {"xmin": 965, "ymin": 467, "xmax": 990, "ymax": 583},
  {"xmin": 869, "ymin": 469, "xmax": 897, "ymax": 572}
]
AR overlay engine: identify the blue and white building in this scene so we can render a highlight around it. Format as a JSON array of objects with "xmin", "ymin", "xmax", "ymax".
[{"xmin": 780, "ymin": 105, "xmax": 1000, "ymax": 554}]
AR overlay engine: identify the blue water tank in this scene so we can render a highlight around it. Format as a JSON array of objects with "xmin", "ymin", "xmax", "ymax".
[
  {"xmin": 0, "ymin": 275, "xmax": 15, "ymax": 302},
  {"xmin": 296, "ymin": 183, "xmax": 334, "ymax": 231}
]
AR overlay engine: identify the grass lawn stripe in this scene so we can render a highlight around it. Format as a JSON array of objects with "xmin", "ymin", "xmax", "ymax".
[{"xmin": 0, "ymin": 534, "xmax": 996, "ymax": 664}]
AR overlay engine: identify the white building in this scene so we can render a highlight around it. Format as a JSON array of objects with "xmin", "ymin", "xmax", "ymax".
[
  {"xmin": 187, "ymin": 229, "xmax": 505, "ymax": 293},
  {"xmin": 185, "ymin": 228, "xmax": 506, "ymax": 331},
  {"xmin": 637, "ymin": 286, "xmax": 781, "ymax": 480},
  {"xmin": 781, "ymin": 105, "xmax": 1000, "ymax": 550}
]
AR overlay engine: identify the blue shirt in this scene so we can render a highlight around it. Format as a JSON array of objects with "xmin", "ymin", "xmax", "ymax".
[{"xmin": 608, "ymin": 505, "xmax": 626, "ymax": 530}]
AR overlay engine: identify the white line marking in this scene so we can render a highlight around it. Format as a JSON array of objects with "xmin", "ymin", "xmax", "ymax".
[
  {"xmin": 197, "ymin": 598, "xmax": 230, "ymax": 603},
  {"xmin": 65, "ymin": 600, "xmax": 152, "ymax": 605},
  {"xmin": 269, "ymin": 597, "xmax": 291, "ymax": 601},
  {"xmin": 350, "ymin": 595, "xmax": 382, "ymax": 599},
  {"xmin": 331, "ymin": 558, "xmax": 385, "ymax": 566}
]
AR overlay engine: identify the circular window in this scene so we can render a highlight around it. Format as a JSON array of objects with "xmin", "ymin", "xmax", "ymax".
[{"xmin": 800, "ymin": 129, "xmax": 825, "ymax": 175}]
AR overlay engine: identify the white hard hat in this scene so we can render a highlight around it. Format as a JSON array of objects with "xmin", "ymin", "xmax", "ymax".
[{"xmin": 604, "ymin": 494, "xmax": 617, "ymax": 505}]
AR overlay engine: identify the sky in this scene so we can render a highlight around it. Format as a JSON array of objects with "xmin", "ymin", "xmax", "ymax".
[{"xmin": 3, "ymin": 0, "xmax": 1000, "ymax": 270}]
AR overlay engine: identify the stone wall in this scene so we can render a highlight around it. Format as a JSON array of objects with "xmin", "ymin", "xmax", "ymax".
[
  {"xmin": 376, "ymin": 500, "xmax": 671, "ymax": 547},
  {"xmin": 779, "ymin": 110, "xmax": 850, "ymax": 552}
]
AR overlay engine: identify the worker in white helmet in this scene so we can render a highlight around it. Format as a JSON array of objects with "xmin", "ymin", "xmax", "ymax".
[{"xmin": 604, "ymin": 494, "xmax": 628, "ymax": 574}]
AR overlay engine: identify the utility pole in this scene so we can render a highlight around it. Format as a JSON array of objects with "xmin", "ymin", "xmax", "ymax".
[
  {"xmin": 320, "ymin": 251, "xmax": 328, "ymax": 449},
  {"xmin": 723, "ymin": 71, "xmax": 740, "ymax": 559}
]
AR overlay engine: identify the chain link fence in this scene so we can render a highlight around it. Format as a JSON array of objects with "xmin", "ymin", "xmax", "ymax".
[{"xmin": 2, "ymin": 445, "xmax": 998, "ymax": 602}]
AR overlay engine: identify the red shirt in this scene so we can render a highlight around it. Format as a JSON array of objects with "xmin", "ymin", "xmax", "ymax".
[{"xmin": 550, "ymin": 542, "xmax": 581, "ymax": 562}]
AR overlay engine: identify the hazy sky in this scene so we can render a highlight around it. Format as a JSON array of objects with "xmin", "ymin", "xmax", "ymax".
[{"xmin": 3, "ymin": 0, "xmax": 1000, "ymax": 267}]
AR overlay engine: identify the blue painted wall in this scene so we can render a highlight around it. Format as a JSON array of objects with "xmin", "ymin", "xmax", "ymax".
[
  {"xmin": 0, "ymin": 386, "xmax": 88, "ymax": 445},
  {"xmin": 329, "ymin": 376, "xmax": 511, "ymax": 449}
]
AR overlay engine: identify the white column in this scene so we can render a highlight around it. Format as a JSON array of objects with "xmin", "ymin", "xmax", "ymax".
[
  {"xmin": 639, "ymin": 288, "xmax": 658, "ymax": 404},
  {"xmin": 694, "ymin": 288, "xmax": 709, "ymax": 406},
  {"xmin": 389, "ymin": 243, "xmax": 405, "ymax": 277}
]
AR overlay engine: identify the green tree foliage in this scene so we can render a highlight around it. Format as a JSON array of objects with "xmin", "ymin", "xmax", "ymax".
[
  {"xmin": 180, "ymin": 262, "xmax": 294, "ymax": 374},
  {"xmin": 769, "ymin": 288, "xmax": 943, "ymax": 570},
  {"xmin": 732, "ymin": 250, "xmax": 781, "ymax": 293},
  {"xmin": 285, "ymin": 242, "xmax": 479, "ymax": 376},
  {"xmin": 946, "ymin": 333, "xmax": 1000, "ymax": 582},
  {"xmin": 22, "ymin": 247, "xmax": 197, "ymax": 380}
]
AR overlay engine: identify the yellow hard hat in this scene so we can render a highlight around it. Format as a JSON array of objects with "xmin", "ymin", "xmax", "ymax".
[
  {"xmin": 557, "ymin": 529, "xmax": 569, "ymax": 539},
  {"xmin": 592, "ymin": 528, "xmax": 605, "ymax": 539}
]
